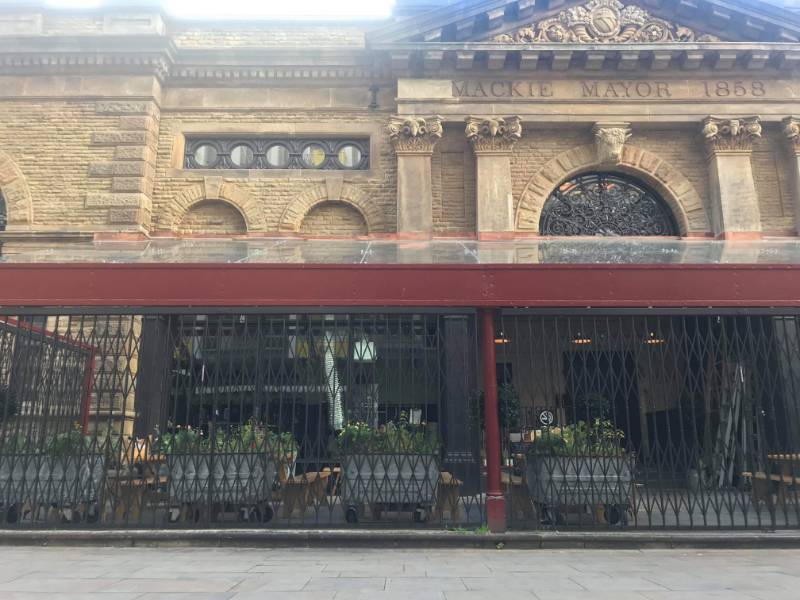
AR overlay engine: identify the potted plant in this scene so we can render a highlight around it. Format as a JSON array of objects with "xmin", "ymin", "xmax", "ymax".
[
  {"xmin": 161, "ymin": 420, "xmax": 296, "ymax": 523},
  {"xmin": 337, "ymin": 413, "xmax": 441, "ymax": 523},
  {"xmin": 526, "ymin": 419, "xmax": 634, "ymax": 526},
  {"xmin": 0, "ymin": 424, "xmax": 105, "ymax": 524}
]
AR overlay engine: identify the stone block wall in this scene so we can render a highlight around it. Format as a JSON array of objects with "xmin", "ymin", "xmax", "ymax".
[
  {"xmin": 752, "ymin": 126, "xmax": 797, "ymax": 233},
  {"xmin": 152, "ymin": 110, "xmax": 396, "ymax": 235},
  {"xmin": 299, "ymin": 202, "xmax": 369, "ymax": 236},
  {"xmin": 432, "ymin": 124, "xmax": 476, "ymax": 234}
]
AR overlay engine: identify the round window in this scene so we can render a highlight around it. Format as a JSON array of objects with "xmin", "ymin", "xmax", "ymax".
[
  {"xmin": 337, "ymin": 145, "xmax": 362, "ymax": 169},
  {"xmin": 265, "ymin": 144, "xmax": 290, "ymax": 168},
  {"xmin": 229, "ymin": 144, "xmax": 255, "ymax": 168},
  {"xmin": 301, "ymin": 144, "xmax": 327, "ymax": 168},
  {"xmin": 193, "ymin": 144, "xmax": 219, "ymax": 168}
]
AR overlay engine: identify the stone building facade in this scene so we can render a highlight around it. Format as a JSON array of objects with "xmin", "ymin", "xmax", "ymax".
[{"xmin": 0, "ymin": 0, "xmax": 799, "ymax": 243}]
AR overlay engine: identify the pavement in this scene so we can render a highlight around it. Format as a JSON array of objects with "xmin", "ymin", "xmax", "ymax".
[{"xmin": 0, "ymin": 546, "xmax": 798, "ymax": 600}]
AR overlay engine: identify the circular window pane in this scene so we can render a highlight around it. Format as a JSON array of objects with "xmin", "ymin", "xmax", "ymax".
[
  {"xmin": 337, "ymin": 145, "xmax": 362, "ymax": 169},
  {"xmin": 193, "ymin": 144, "xmax": 218, "ymax": 168},
  {"xmin": 265, "ymin": 145, "xmax": 290, "ymax": 168},
  {"xmin": 229, "ymin": 144, "xmax": 254, "ymax": 168},
  {"xmin": 301, "ymin": 144, "xmax": 327, "ymax": 168}
]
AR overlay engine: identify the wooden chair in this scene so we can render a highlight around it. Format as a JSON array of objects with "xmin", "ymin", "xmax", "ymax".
[
  {"xmin": 281, "ymin": 469, "xmax": 333, "ymax": 518},
  {"xmin": 435, "ymin": 471, "xmax": 462, "ymax": 523}
]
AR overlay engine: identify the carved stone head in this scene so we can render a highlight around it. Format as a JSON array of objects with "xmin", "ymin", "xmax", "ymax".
[{"xmin": 592, "ymin": 122, "xmax": 631, "ymax": 164}]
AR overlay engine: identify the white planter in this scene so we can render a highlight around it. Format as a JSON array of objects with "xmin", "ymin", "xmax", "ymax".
[
  {"xmin": 340, "ymin": 453, "xmax": 439, "ymax": 508},
  {"xmin": 526, "ymin": 455, "xmax": 634, "ymax": 506},
  {"xmin": 0, "ymin": 454, "xmax": 105, "ymax": 507},
  {"xmin": 166, "ymin": 452, "xmax": 276, "ymax": 504}
]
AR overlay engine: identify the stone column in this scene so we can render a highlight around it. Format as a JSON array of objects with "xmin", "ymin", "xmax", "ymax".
[
  {"xmin": 782, "ymin": 117, "xmax": 800, "ymax": 235},
  {"xmin": 701, "ymin": 116, "xmax": 763, "ymax": 239},
  {"xmin": 466, "ymin": 116, "xmax": 522, "ymax": 238},
  {"xmin": 387, "ymin": 116, "xmax": 443, "ymax": 238}
]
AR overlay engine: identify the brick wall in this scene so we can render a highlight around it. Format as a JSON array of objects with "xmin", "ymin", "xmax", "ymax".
[
  {"xmin": 432, "ymin": 124, "xmax": 476, "ymax": 234},
  {"xmin": 752, "ymin": 126, "xmax": 796, "ymax": 233},
  {"xmin": 299, "ymin": 201, "xmax": 368, "ymax": 236}
]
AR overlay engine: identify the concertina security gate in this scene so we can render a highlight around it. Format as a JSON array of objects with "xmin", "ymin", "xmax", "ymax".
[{"xmin": 0, "ymin": 309, "xmax": 798, "ymax": 530}]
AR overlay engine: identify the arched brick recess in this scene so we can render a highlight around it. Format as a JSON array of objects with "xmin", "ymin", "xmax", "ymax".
[
  {"xmin": 168, "ymin": 179, "xmax": 263, "ymax": 232},
  {"xmin": 279, "ymin": 183, "xmax": 383, "ymax": 234},
  {"xmin": 0, "ymin": 150, "xmax": 33, "ymax": 226},
  {"xmin": 515, "ymin": 144, "xmax": 709, "ymax": 235},
  {"xmin": 178, "ymin": 200, "xmax": 248, "ymax": 235}
]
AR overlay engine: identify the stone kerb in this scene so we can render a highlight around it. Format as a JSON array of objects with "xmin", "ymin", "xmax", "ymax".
[
  {"xmin": 0, "ymin": 150, "xmax": 33, "ymax": 227},
  {"xmin": 515, "ymin": 144, "xmax": 708, "ymax": 235},
  {"xmin": 279, "ymin": 182, "xmax": 383, "ymax": 234},
  {"xmin": 169, "ymin": 177, "xmax": 263, "ymax": 232}
]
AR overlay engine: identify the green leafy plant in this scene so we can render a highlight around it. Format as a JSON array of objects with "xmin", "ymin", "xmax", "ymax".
[
  {"xmin": 469, "ymin": 383, "xmax": 522, "ymax": 432},
  {"xmin": 158, "ymin": 426, "xmax": 206, "ymax": 454},
  {"xmin": 336, "ymin": 413, "xmax": 440, "ymax": 454},
  {"xmin": 529, "ymin": 419, "xmax": 626, "ymax": 457}
]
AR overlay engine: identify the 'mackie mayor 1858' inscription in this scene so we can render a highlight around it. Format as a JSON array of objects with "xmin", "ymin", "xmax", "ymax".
[{"xmin": 453, "ymin": 80, "xmax": 672, "ymax": 99}]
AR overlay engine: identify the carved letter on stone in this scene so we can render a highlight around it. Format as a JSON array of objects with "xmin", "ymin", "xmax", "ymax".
[
  {"xmin": 493, "ymin": 0, "xmax": 720, "ymax": 43},
  {"xmin": 387, "ymin": 116, "xmax": 443, "ymax": 153},
  {"xmin": 593, "ymin": 122, "xmax": 631, "ymax": 164},
  {"xmin": 702, "ymin": 116, "xmax": 762, "ymax": 153},
  {"xmin": 465, "ymin": 116, "xmax": 523, "ymax": 153}
]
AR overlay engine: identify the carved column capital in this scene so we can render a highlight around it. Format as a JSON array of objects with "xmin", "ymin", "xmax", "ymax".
[
  {"xmin": 592, "ymin": 121, "xmax": 631, "ymax": 164},
  {"xmin": 387, "ymin": 116, "xmax": 443, "ymax": 154},
  {"xmin": 783, "ymin": 117, "xmax": 800, "ymax": 155},
  {"xmin": 465, "ymin": 116, "xmax": 523, "ymax": 154},
  {"xmin": 702, "ymin": 116, "xmax": 762, "ymax": 154}
]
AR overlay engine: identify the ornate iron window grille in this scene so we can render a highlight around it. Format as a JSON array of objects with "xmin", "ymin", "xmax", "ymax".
[
  {"xmin": 184, "ymin": 137, "xmax": 370, "ymax": 170},
  {"xmin": 539, "ymin": 173, "xmax": 678, "ymax": 236}
]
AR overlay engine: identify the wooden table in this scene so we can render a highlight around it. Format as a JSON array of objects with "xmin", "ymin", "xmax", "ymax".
[{"xmin": 767, "ymin": 454, "xmax": 800, "ymax": 504}]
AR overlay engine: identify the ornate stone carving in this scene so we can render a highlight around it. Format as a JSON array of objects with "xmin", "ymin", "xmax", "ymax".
[
  {"xmin": 465, "ymin": 116, "xmax": 523, "ymax": 153},
  {"xmin": 493, "ymin": 0, "xmax": 720, "ymax": 43},
  {"xmin": 592, "ymin": 122, "xmax": 631, "ymax": 164},
  {"xmin": 387, "ymin": 116, "xmax": 443, "ymax": 153},
  {"xmin": 702, "ymin": 116, "xmax": 762, "ymax": 153},
  {"xmin": 782, "ymin": 117, "xmax": 800, "ymax": 154}
]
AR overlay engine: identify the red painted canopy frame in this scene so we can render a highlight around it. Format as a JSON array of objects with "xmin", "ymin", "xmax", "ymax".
[{"xmin": 0, "ymin": 263, "xmax": 799, "ymax": 308}]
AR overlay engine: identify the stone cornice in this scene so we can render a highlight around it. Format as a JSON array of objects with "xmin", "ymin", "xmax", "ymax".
[
  {"xmin": 387, "ymin": 116, "xmax": 443, "ymax": 154},
  {"xmin": 702, "ymin": 115, "xmax": 762, "ymax": 154},
  {"xmin": 465, "ymin": 116, "xmax": 522, "ymax": 154}
]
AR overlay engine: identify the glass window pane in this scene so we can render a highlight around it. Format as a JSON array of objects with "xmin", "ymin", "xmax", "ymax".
[
  {"xmin": 265, "ymin": 145, "xmax": 290, "ymax": 168},
  {"xmin": 337, "ymin": 145, "xmax": 362, "ymax": 169},
  {"xmin": 194, "ymin": 144, "xmax": 218, "ymax": 167},
  {"xmin": 229, "ymin": 144, "xmax": 254, "ymax": 168},
  {"xmin": 301, "ymin": 144, "xmax": 326, "ymax": 168}
]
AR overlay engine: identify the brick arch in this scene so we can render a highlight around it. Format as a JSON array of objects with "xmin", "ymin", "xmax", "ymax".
[
  {"xmin": 515, "ymin": 144, "xmax": 709, "ymax": 235},
  {"xmin": 168, "ymin": 178, "xmax": 263, "ymax": 232},
  {"xmin": 0, "ymin": 150, "xmax": 33, "ymax": 226},
  {"xmin": 279, "ymin": 183, "xmax": 383, "ymax": 234}
]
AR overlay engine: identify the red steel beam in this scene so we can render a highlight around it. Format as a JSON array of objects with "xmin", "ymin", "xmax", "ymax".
[{"xmin": 1, "ymin": 263, "xmax": 800, "ymax": 308}]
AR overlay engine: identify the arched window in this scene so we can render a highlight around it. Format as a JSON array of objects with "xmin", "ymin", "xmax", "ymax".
[
  {"xmin": 0, "ymin": 192, "xmax": 6, "ymax": 231},
  {"xmin": 539, "ymin": 173, "xmax": 678, "ymax": 236}
]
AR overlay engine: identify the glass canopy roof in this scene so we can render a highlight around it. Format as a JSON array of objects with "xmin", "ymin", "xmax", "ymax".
[{"xmin": 2, "ymin": 237, "xmax": 800, "ymax": 265}]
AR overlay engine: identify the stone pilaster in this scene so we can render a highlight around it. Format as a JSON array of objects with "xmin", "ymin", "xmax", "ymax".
[
  {"xmin": 701, "ymin": 116, "xmax": 762, "ymax": 239},
  {"xmin": 387, "ymin": 116, "xmax": 442, "ymax": 238},
  {"xmin": 592, "ymin": 122, "xmax": 631, "ymax": 164},
  {"xmin": 465, "ymin": 116, "xmax": 522, "ymax": 237},
  {"xmin": 782, "ymin": 117, "xmax": 800, "ymax": 235}
]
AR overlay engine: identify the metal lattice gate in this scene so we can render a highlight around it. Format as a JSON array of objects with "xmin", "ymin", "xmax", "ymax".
[{"xmin": 497, "ymin": 311, "xmax": 800, "ymax": 530}]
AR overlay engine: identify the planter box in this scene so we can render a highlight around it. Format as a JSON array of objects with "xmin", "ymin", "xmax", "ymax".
[
  {"xmin": 340, "ymin": 453, "xmax": 440, "ymax": 509},
  {"xmin": 0, "ymin": 454, "xmax": 105, "ymax": 507},
  {"xmin": 166, "ymin": 452, "xmax": 276, "ymax": 504},
  {"xmin": 526, "ymin": 454, "xmax": 634, "ymax": 507}
]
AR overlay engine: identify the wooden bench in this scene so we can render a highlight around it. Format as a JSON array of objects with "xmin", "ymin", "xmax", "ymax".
[
  {"xmin": 741, "ymin": 471, "xmax": 800, "ymax": 505},
  {"xmin": 501, "ymin": 471, "xmax": 536, "ymax": 521}
]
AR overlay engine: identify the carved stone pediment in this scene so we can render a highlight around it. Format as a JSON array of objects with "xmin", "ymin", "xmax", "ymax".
[
  {"xmin": 493, "ymin": 0, "xmax": 720, "ymax": 44},
  {"xmin": 465, "ymin": 116, "xmax": 523, "ymax": 153},
  {"xmin": 702, "ymin": 116, "xmax": 761, "ymax": 153},
  {"xmin": 387, "ymin": 116, "xmax": 443, "ymax": 154}
]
